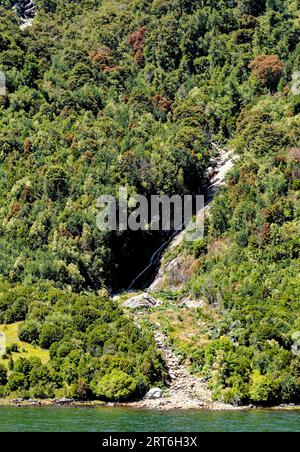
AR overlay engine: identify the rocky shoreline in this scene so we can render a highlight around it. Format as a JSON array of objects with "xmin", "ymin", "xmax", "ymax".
[{"xmin": 0, "ymin": 397, "xmax": 299, "ymax": 412}]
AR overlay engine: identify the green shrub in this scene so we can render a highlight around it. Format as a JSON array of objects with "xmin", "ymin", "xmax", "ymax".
[
  {"xmin": 220, "ymin": 387, "xmax": 243, "ymax": 406},
  {"xmin": 92, "ymin": 370, "xmax": 138, "ymax": 402},
  {"xmin": 30, "ymin": 384, "xmax": 55, "ymax": 399},
  {"xmin": 39, "ymin": 323, "xmax": 65, "ymax": 349},
  {"xmin": 7, "ymin": 372, "xmax": 29, "ymax": 391},
  {"xmin": 280, "ymin": 374, "xmax": 300, "ymax": 403},
  {"xmin": 249, "ymin": 372, "xmax": 280, "ymax": 404},
  {"xmin": 69, "ymin": 378, "xmax": 91, "ymax": 401},
  {"xmin": 19, "ymin": 321, "xmax": 40, "ymax": 344}
]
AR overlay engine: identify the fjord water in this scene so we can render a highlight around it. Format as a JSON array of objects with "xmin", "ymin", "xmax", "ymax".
[{"xmin": 0, "ymin": 407, "xmax": 299, "ymax": 432}]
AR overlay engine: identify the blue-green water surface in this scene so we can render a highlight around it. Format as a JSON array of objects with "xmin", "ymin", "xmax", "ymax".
[{"xmin": 0, "ymin": 406, "xmax": 299, "ymax": 432}]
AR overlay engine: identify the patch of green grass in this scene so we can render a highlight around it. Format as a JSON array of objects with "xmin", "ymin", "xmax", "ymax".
[{"xmin": 0, "ymin": 322, "xmax": 49, "ymax": 367}]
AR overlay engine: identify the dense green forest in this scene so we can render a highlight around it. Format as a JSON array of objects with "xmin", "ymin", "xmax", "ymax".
[
  {"xmin": 183, "ymin": 99, "xmax": 300, "ymax": 405},
  {"xmin": 0, "ymin": 0, "xmax": 299, "ymax": 404}
]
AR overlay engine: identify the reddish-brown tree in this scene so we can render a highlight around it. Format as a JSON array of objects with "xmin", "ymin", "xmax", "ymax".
[
  {"xmin": 152, "ymin": 94, "xmax": 172, "ymax": 112},
  {"xmin": 128, "ymin": 27, "xmax": 146, "ymax": 67},
  {"xmin": 249, "ymin": 55, "xmax": 284, "ymax": 92}
]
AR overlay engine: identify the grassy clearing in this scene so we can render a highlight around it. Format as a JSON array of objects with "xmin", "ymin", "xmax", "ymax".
[
  {"xmin": 133, "ymin": 296, "xmax": 219, "ymax": 373},
  {"xmin": 149, "ymin": 306, "xmax": 213, "ymax": 347},
  {"xmin": 0, "ymin": 322, "xmax": 49, "ymax": 368}
]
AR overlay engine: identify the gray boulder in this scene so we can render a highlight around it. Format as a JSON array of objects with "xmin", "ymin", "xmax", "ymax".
[
  {"xmin": 145, "ymin": 388, "xmax": 163, "ymax": 399},
  {"xmin": 291, "ymin": 332, "xmax": 300, "ymax": 356},
  {"xmin": 122, "ymin": 293, "xmax": 157, "ymax": 309}
]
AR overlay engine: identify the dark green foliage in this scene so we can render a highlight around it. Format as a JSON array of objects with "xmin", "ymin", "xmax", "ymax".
[
  {"xmin": 0, "ymin": 0, "xmax": 299, "ymax": 404},
  {"xmin": 39, "ymin": 323, "xmax": 65, "ymax": 349},
  {"xmin": 0, "ymin": 0, "xmax": 299, "ymax": 293},
  {"xmin": 19, "ymin": 320, "xmax": 40, "ymax": 343},
  {"xmin": 0, "ymin": 364, "xmax": 7, "ymax": 386},
  {"xmin": 0, "ymin": 283, "xmax": 166, "ymax": 400},
  {"xmin": 44, "ymin": 167, "xmax": 68, "ymax": 201},
  {"xmin": 187, "ymin": 99, "xmax": 300, "ymax": 405},
  {"xmin": 238, "ymin": 0, "xmax": 266, "ymax": 17}
]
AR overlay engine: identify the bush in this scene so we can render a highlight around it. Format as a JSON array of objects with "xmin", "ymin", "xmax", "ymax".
[
  {"xmin": 92, "ymin": 370, "xmax": 138, "ymax": 402},
  {"xmin": 3, "ymin": 300, "xmax": 28, "ymax": 324},
  {"xmin": 249, "ymin": 55, "xmax": 284, "ymax": 92},
  {"xmin": 19, "ymin": 320, "xmax": 40, "ymax": 344},
  {"xmin": 291, "ymin": 95, "xmax": 300, "ymax": 115},
  {"xmin": 191, "ymin": 239, "xmax": 208, "ymax": 258},
  {"xmin": 30, "ymin": 383, "xmax": 55, "ymax": 399},
  {"xmin": 238, "ymin": 0, "xmax": 266, "ymax": 16},
  {"xmin": 220, "ymin": 387, "xmax": 243, "ymax": 406},
  {"xmin": 7, "ymin": 372, "xmax": 29, "ymax": 391},
  {"xmin": 249, "ymin": 372, "xmax": 279, "ymax": 404},
  {"xmin": 69, "ymin": 378, "xmax": 91, "ymax": 401},
  {"xmin": 39, "ymin": 323, "xmax": 65, "ymax": 349},
  {"xmin": 280, "ymin": 374, "xmax": 300, "ymax": 403},
  {"xmin": 29, "ymin": 359, "xmax": 51, "ymax": 387},
  {"xmin": 0, "ymin": 385, "xmax": 7, "ymax": 398},
  {"xmin": 6, "ymin": 343, "xmax": 20, "ymax": 355}
]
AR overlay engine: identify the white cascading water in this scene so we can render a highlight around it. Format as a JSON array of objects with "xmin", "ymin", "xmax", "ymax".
[
  {"xmin": 13, "ymin": 1, "xmax": 37, "ymax": 29},
  {"xmin": 128, "ymin": 147, "xmax": 235, "ymax": 291}
]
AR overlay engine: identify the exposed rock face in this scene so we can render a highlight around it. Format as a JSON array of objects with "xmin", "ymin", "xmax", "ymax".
[
  {"xmin": 126, "ymin": 325, "xmax": 243, "ymax": 409},
  {"xmin": 20, "ymin": 18, "xmax": 33, "ymax": 30},
  {"xmin": 124, "ymin": 324, "xmax": 215, "ymax": 410},
  {"xmin": 122, "ymin": 149, "xmax": 239, "ymax": 411},
  {"xmin": 145, "ymin": 388, "xmax": 163, "ymax": 399},
  {"xmin": 148, "ymin": 150, "xmax": 236, "ymax": 292},
  {"xmin": 122, "ymin": 293, "xmax": 158, "ymax": 309},
  {"xmin": 149, "ymin": 254, "xmax": 197, "ymax": 292},
  {"xmin": 291, "ymin": 332, "xmax": 300, "ymax": 356}
]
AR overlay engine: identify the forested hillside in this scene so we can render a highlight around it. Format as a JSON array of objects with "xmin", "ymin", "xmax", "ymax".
[
  {"xmin": 180, "ymin": 98, "xmax": 300, "ymax": 405},
  {"xmin": 0, "ymin": 0, "xmax": 299, "ymax": 404}
]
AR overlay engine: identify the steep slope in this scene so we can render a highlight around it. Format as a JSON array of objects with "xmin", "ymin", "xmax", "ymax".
[
  {"xmin": 148, "ymin": 148, "xmax": 235, "ymax": 291},
  {"xmin": 1, "ymin": 0, "xmax": 299, "ymax": 293},
  {"xmin": 142, "ymin": 101, "xmax": 300, "ymax": 407},
  {"xmin": 0, "ymin": 0, "xmax": 299, "ymax": 404}
]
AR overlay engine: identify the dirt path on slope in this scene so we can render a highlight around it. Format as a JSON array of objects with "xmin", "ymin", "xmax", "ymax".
[{"xmin": 126, "ymin": 314, "xmax": 237, "ymax": 411}]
